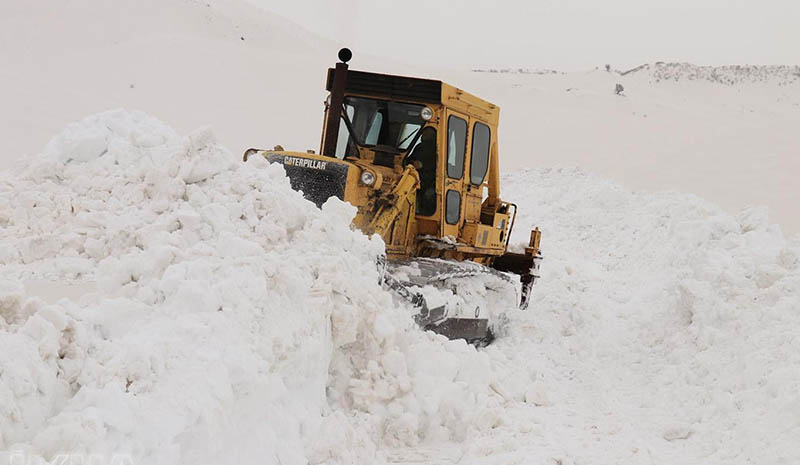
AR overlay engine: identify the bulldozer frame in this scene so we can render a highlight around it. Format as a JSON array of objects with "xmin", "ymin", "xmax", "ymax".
[{"xmin": 244, "ymin": 49, "xmax": 542, "ymax": 342}]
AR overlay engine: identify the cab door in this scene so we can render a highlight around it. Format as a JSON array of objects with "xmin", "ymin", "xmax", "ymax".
[{"xmin": 441, "ymin": 110, "xmax": 470, "ymax": 239}]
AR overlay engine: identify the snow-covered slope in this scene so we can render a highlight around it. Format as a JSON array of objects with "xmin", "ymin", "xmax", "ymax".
[
  {"xmin": 0, "ymin": 0, "xmax": 335, "ymax": 174},
  {"xmin": 476, "ymin": 63, "xmax": 800, "ymax": 85},
  {"xmin": 1, "ymin": 111, "xmax": 798, "ymax": 465},
  {"xmin": 1, "ymin": 2, "xmax": 798, "ymax": 234},
  {"xmin": 448, "ymin": 65, "xmax": 800, "ymax": 234},
  {"xmin": 622, "ymin": 62, "xmax": 800, "ymax": 85}
]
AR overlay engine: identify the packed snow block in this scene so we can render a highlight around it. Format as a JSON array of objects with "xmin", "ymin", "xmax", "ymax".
[
  {"xmin": 0, "ymin": 300, "xmax": 71, "ymax": 451},
  {"xmin": 177, "ymin": 126, "xmax": 234, "ymax": 184},
  {"xmin": 0, "ymin": 280, "xmax": 35, "ymax": 325},
  {"xmin": 19, "ymin": 235, "xmax": 60, "ymax": 264},
  {"xmin": 52, "ymin": 124, "xmax": 110, "ymax": 164}
]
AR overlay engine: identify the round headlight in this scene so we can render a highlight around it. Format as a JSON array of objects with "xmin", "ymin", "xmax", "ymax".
[
  {"xmin": 420, "ymin": 107, "xmax": 434, "ymax": 121},
  {"xmin": 360, "ymin": 171, "xmax": 376, "ymax": 186}
]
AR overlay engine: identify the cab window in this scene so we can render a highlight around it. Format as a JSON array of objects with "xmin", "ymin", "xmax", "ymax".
[
  {"xmin": 446, "ymin": 115, "xmax": 467, "ymax": 179},
  {"xmin": 364, "ymin": 112, "xmax": 383, "ymax": 145},
  {"xmin": 446, "ymin": 190, "xmax": 461, "ymax": 224},
  {"xmin": 334, "ymin": 104, "xmax": 356, "ymax": 159},
  {"xmin": 342, "ymin": 97, "xmax": 425, "ymax": 150},
  {"xmin": 470, "ymin": 122, "xmax": 491, "ymax": 185},
  {"xmin": 406, "ymin": 127, "xmax": 437, "ymax": 216}
]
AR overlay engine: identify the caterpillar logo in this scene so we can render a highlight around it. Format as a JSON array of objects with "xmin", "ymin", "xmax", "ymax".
[{"xmin": 283, "ymin": 156, "xmax": 327, "ymax": 170}]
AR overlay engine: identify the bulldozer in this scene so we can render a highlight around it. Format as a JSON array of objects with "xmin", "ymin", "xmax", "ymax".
[{"xmin": 244, "ymin": 49, "xmax": 542, "ymax": 343}]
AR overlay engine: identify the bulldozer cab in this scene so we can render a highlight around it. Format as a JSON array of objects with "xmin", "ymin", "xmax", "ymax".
[{"xmin": 321, "ymin": 64, "xmax": 513, "ymax": 261}]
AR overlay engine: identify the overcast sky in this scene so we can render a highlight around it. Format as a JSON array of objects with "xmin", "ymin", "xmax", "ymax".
[{"xmin": 251, "ymin": 0, "xmax": 800, "ymax": 70}]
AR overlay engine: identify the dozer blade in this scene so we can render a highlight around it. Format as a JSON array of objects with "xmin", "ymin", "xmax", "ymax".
[
  {"xmin": 422, "ymin": 318, "xmax": 494, "ymax": 346},
  {"xmin": 390, "ymin": 257, "xmax": 517, "ymax": 288},
  {"xmin": 382, "ymin": 258, "xmax": 518, "ymax": 344},
  {"xmin": 414, "ymin": 304, "xmax": 448, "ymax": 328},
  {"xmin": 381, "ymin": 264, "xmax": 448, "ymax": 326}
]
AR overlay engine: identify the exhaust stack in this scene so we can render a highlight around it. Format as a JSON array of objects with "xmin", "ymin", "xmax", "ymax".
[{"xmin": 321, "ymin": 48, "xmax": 351, "ymax": 157}]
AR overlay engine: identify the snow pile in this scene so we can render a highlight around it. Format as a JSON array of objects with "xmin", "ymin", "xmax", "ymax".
[
  {"xmin": 477, "ymin": 168, "xmax": 800, "ymax": 464},
  {"xmin": 0, "ymin": 111, "xmax": 532, "ymax": 465},
  {"xmin": 2, "ymin": 111, "xmax": 799, "ymax": 465},
  {"xmin": 0, "ymin": 110, "xmax": 392, "ymax": 463}
]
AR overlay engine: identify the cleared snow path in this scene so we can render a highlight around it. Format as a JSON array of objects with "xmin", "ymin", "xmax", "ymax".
[{"xmin": 1, "ymin": 112, "xmax": 798, "ymax": 465}]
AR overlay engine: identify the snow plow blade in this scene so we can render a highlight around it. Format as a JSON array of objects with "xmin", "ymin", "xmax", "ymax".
[
  {"xmin": 422, "ymin": 318, "xmax": 492, "ymax": 345},
  {"xmin": 382, "ymin": 258, "xmax": 521, "ymax": 344}
]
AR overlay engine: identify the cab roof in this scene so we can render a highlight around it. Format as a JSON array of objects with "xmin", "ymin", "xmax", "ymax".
[{"xmin": 326, "ymin": 68, "xmax": 500, "ymax": 125}]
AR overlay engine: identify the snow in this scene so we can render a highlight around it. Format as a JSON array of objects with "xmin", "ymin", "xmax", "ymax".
[
  {"xmin": 492, "ymin": 168, "xmax": 800, "ymax": 464},
  {"xmin": 448, "ymin": 65, "xmax": 800, "ymax": 235},
  {"xmin": 0, "ymin": 110, "xmax": 393, "ymax": 463},
  {"xmin": 1, "ymin": 1, "xmax": 799, "ymax": 463},
  {"xmin": 1, "ymin": 111, "xmax": 798, "ymax": 465}
]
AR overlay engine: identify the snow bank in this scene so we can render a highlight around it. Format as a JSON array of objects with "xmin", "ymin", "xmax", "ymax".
[
  {"xmin": 485, "ymin": 168, "xmax": 800, "ymax": 464},
  {"xmin": 0, "ymin": 109, "xmax": 392, "ymax": 463},
  {"xmin": 0, "ymin": 111, "xmax": 527, "ymax": 465},
  {"xmin": 1, "ymin": 111, "xmax": 798, "ymax": 465}
]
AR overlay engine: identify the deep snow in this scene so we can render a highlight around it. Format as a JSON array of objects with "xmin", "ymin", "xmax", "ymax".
[
  {"xmin": 1, "ymin": 111, "xmax": 798, "ymax": 465},
  {"xmin": 0, "ymin": 111, "xmax": 532, "ymax": 464},
  {"xmin": 1, "ymin": 1, "xmax": 799, "ymax": 462}
]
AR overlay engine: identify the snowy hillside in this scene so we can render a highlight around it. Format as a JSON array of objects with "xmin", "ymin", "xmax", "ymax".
[
  {"xmin": 622, "ymin": 63, "xmax": 800, "ymax": 85},
  {"xmin": 475, "ymin": 63, "xmax": 800, "ymax": 86},
  {"xmin": 2, "ymin": 1, "xmax": 799, "ymax": 234},
  {"xmin": 1, "ymin": 111, "xmax": 798, "ymax": 465},
  {"xmin": 0, "ymin": 0, "xmax": 335, "ymax": 175},
  {"xmin": 450, "ymin": 65, "xmax": 800, "ymax": 234}
]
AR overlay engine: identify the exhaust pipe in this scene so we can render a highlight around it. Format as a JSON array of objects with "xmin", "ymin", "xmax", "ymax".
[{"xmin": 322, "ymin": 48, "xmax": 352, "ymax": 157}]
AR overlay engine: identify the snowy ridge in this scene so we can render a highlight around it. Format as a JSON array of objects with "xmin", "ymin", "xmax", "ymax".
[
  {"xmin": 471, "ymin": 68, "xmax": 563, "ymax": 75},
  {"xmin": 1, "ymin": 113, "xmax": 799, "ymax": 464},
  {"xmin": 621, "ymin": 62, "xmax": 800, "ymax": 85},
  {"xmin": 472, "ymin": 62, "xmax": 800, "ymax": 86}
]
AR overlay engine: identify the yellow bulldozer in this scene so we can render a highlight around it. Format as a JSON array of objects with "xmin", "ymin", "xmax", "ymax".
[{"xmin": 245, "ymin": 49, "xmax": 542, "ymax": 343}]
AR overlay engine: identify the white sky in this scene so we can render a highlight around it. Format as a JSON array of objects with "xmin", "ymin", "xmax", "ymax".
[{"xmin": 251, "ymin": 0, "xmax": 800, "ymax": 70}]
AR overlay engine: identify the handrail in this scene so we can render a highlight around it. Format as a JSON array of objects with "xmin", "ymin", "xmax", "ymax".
[{"xmin": 504, "ymin": 202, "xmax": 518, "ymax": 251}]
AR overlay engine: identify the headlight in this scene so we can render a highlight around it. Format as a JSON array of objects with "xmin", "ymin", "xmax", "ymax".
[
  {"xmin": 420, "ymin": 107, "xmax": 434, "ymax": 121},
  {"xmin": 360, "ymin": 171, "xmax": 376, "ymax": 186}
]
